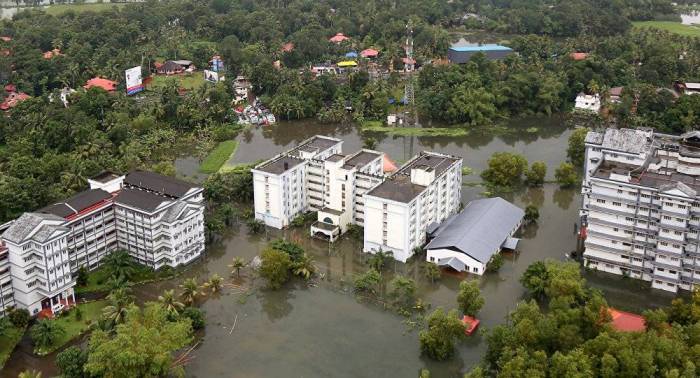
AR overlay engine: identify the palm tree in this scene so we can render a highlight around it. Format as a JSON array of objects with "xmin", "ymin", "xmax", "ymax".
[
  {"xmin": 30, "ymin": 319, "xmax": 65, "ymax": 350},
  {"xmin": 180, "ymin": 278, "xmax": 202, "ymax": 305},
  {"xmin": 228, "ymin": 257, "xmax": 246, "ymax": 277},
  {"xmin": 292, "ymin": 253, "xmax": 316, "ymax": 280},
  {"xmin": 102, "ymin": 288, "xmax": 133, "ymax": 327},
  {"xmin": 204, "ymin": 274, "xmax": 224, "ymax": 293},
  {"xmin": 102, "ymin": 250, "xmax": 136, "ymax": 283},
  {"xmin": 158, "ymin": 289, "xmax": 185, "ymax": 317}
]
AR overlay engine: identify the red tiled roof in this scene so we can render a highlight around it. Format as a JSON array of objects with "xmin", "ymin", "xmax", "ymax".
[
  {"xmin": 609, "ymin": 308, "xmax": 646, "ymax": 332},
  {"xmin": 0, "ymin": 36, "xmax": 11, "ymax": 42},
  {"xmin": 281, "ymin": 42, "xmax": 294, "ymax": 52},
  {"xmin": 360, "ymin": 48, "xmax": 379, "ymax": 58},
  {"xmin": 570, "ymin": 52, "xmax": 589, "ymax": 61},
  {"xmin": 84, "ymin": 77, "xmax": 117, "ymax": 91},
  {"xmin": 4, "ymin": 84, "xmax": 16, "ymax": 92},
  {"xmin": 42, "ymin": 48, "xmax": 62, "ymax": 59},
  {"xmin": 402, "ymin": 57, "xmax": 416, "ymax": 65},
  {"xmin": 383, "ymin": 155, "xmax": 397, "ymax": 173},
  {"xmin": 329, "ymin": 33, "xmax": 350, "ymax": 43},
  {"xmin": 0, "ymin": 92, "xmax": 30, "ymax": 111}
]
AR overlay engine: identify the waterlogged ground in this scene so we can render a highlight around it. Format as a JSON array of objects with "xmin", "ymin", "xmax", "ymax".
[{"xmin": 5, "ymin": 118, "xmax": 677, "ymax": 377}]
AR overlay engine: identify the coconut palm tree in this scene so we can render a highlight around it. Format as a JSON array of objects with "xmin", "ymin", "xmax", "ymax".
[
  {"xmin": 102, "ymin": 288, "xmax": 134, "ymax": 328},
  {"xmin": 292, "ymin": 253, "xmax": 316, "ymax": 280},
  {"xmin": 30, "ymin": 319, "xmax": 65, "ymax": 350},
  {"xmin": 204, "ymin": 274, "xmax": 224, "ymax": 293},
  {"xmin": 158, "ymin": 289, "xmax": 185, "ymax": 317},
  {"xmin": 180, "ymin": 278, "xmax": 202, "ymax": 305},
  {"xmin": 102, "ymin": 250, "xmax": 136, "ymax": 283},
  {"xmin": 228, "ymin": 257, "xmax": 246, "ymax": 277}
]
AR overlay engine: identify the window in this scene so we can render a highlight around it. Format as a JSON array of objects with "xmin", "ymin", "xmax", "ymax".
[
  {"xmin": 473, "ymin": 267, "xmax": 478, "ymax": 273},
  {"xmin": 613, "ymin": 202, "xmax": 622, "ymax": 207},
  {"xmin": 596, "ymin": 199, "xmax": 606, "ymax": 204}
]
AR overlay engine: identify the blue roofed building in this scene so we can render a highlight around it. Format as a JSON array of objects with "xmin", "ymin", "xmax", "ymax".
[
  {"xmin": 425, "ymin": 197, "xmax": 524, "ymax": 275},
  {"xmin": 448, "ymin": 39, "xmax": 514, "ymax": 64}
]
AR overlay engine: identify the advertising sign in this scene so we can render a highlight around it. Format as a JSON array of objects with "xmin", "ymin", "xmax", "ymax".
[
  {"xmin": 204, "ymin": 69, "xmax": 219, "ymax": 83},
  {"xmin": 125, "ymin": 66, "xmax": 143, "ymax": 95}
]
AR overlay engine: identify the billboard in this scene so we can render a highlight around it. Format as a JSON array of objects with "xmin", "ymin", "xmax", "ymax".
[
  {"xmin": 204, "ymin": 69, "xmax": 220, "ymax": 83},
  {"xmin": 210, "ymin": 55, "xmax": 224, "ymax": 72},
  {"xmin": 125, "ymin": 66, "xmax": 143, "ymax": 95}
]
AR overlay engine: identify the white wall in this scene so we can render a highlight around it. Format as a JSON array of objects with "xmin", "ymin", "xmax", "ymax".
[{"xmin": 426, "ymin": 248, "xmax": 485, "ymax": 275}]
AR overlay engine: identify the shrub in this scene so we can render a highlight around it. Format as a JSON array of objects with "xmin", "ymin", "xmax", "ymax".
[
  {"xmin": 485, "ymin": 254, "xmax": 504, "ymax": 273},
  {"xmin": 56, "ymin": 346, "xmax": 88, "ymax": 378},
  {"xmin": 353, "ymin": 269, "xmax": 381, "ymax": 295},
  {"xmin": 259, "ymin": 248, "xmax": 292, "ymax": 289},
  {"xmin": 8, "ymin": 308, "xmax": 30, "ymax": 328},
  {"xmin": 481, "ymin": 152, "xmax": 528, "ymax": 189},
  {"xmin": 555, "ymin": 162, "xmax": 579, "ymax": 188},
  {"xmin": 181, "ymin": 307, "xmax": 206, "ymax": 330},
  {"xmin": 525, "ymin": 161, "xmax": 547, "ymax": 186}
]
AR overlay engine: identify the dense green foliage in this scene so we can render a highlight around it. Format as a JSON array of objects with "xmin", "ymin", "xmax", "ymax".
[
  {"xmin": 481, "ymin": 152, "xmax": 528, "ymax": 189},
  {"xmin": 470, "ymin": 260, "xmax": 700, "ymax": 377},
  {"xmin": 419, "ymin": 308, "xmax": 466, "ymax": 361},
  {"xmin": 554, "ymin": 162, "xmax": 579, "ymax": 188},
  {"xmin": 525, "ymin": 161, "xmax": 547, "ymax": 186},
  {"xmin": 85, "ymin": 304, "xmax": 193, "ymax": 378},
  {"xmin": 56, "ymin": 346, "xmax": 88, "ymax": 378},
  {"xmin": 259, "ymin": 248, "xmax": 293, "ymax": 290},
  {"xmin": 457, "ymin": 280, "xmax": 485, "ymax": 317}
]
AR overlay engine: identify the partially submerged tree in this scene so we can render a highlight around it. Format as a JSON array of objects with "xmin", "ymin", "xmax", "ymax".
[
  {"xmin": 419, "ymin": 308, "xmax": 465, "ymax": 361},
  {"xmin": 259, "ymin": 248, "xmax": 292, "ymax": 290},
  {"xmin": 457, "ymin": 280, "xmax": 485, "ymax": 317}
]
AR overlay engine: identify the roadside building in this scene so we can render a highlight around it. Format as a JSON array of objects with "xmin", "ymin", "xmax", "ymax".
[
  {"xmin": 425, "ymin": 197, "xmax": 523, "ymax": 275},
  {"xmin": 0, "ymin": 170, "xmax": 205, "ymax": 317},
  {"xmin": 581, "ymin": 128, "xmax": 700, "ymax": 293},
  {"xmin": 608, "ymin": 86, "xmax": 624, "ymax": 104},
  {"xmin": 448, "ymin": 39, "xmax": 513, "ymax": 63},
  {"xmin": 156, "ymin": 60, "xmax": 185, "ymax": 75}
]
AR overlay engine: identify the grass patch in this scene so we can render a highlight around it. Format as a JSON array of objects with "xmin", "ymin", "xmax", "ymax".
[
  {"xmin": 0, "ymin": 325, "xmax": 26, "ymax": 368},
  {"xmin": 361, "ymin": 121, "xmax": 470, "ymax": 137},
  {"xmin": 199, "ymin": 140, "xmax": 238, "ymax": 174},
  {"xmin": 75, "ymin": 265, "xmax": 177, "ymax": 295},
  {"xmin": 632, "ymin": 21, "xmax": 700, "ymax": 37},
  {"xmin": 148, "ymin": 73, "xmax": 207, "ymax": 91},
  {"xmin": 35, "ymin": 301, "xmax": 107, "ymax": 355},
  {"xmin": 44, "ymin": 2, "xmax": 128, "ymax": 16}
]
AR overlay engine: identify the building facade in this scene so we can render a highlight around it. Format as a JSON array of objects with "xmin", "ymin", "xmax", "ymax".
[
  {"xmin": 252, "ymin": 135, "xmax": 462, "ymax": 262},
  {"xmin": 581, "ymin": 128, "xmax": 700, "ymax": 293},
  {"xmin": 0, "ymin": 170, "xmax": 205, "ymax": 317}
]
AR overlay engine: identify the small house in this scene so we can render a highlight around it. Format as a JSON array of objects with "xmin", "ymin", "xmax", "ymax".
[
  {"xmin": 574, "ymin": 93, "xmax": 601, "ymax": 113},
  {"xmin": 675, "ymin": 82, "xmax": 700, "ymax": 96},
  {"xmin": 329, "ymin": 33, "xmax": 350, "ymax": 43},
  {"xmin": 171, "ymin": 60, "xmax": 195, "ymax": 72},
  {"xmin": 0, "ymin": 91, "xmax": 30, "ymax": 111},
  {"xmin": 570, "ymin": 52, "xmax": 589, "ymax": 61},
  {"xmin": 608, "ymin": 87, "xmax": 624, "ymax": 104},
  {"xmin": 426, "ymin": 197, "xmax": 524, "ymax": 275},
  {"xmin": 84, "ymin": 77, "xmax": 117, "ymax": 92},
  {"xmin": 42, "ymin": 48, "xmax": 62, "ymax": 59},
  {"xmin": 156, "ymin": 61, "xmax": 185, "ymax": 75}
]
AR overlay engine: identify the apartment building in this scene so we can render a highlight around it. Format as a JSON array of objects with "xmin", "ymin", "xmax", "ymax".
[
  {"xmin": 363, "ymin": 152, "xmax": 462, "ymax": 262},
  {"xmin": 252, "ymin": 136, "xmax": 462, "ymax": 260},
  {"xmin": 0, "ymin": 170, "xmax": 205, "ymax": 317},
  {"xmin": 581, "ymin": 128, "xmax": 700, "ymax": 293}
]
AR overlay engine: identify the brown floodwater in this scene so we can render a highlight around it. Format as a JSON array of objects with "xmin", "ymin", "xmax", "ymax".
[{"xmin": 4, "ymin": 118, "xmax": 676, "ymax": 377}]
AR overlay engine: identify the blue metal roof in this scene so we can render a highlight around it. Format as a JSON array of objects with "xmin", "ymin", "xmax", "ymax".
[{"xmin": 449, "ymin": 44, "xmax": 512, "ymax": 52}]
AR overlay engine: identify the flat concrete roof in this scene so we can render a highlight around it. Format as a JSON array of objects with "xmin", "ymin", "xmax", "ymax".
[{"xmin": 256, "ymin": 155, "xmax": 305, "ymax": 175}]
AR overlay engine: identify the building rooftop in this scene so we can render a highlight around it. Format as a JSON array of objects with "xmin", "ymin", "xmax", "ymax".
[
  {"xmin": 39, "ymin": 189, "xmax": 112, "ymax": 219},
  {"xmin": 449, "ymin": 43, "xmax": 512, "ymax": 52},
  {"xmin": 256, "ymin": 155, "xmax": 305, "ymax": 175},
  {"xmin": 585, "ymin": 128, "xmax": 652, "ymax": 154},
  {"xmin": 396, "ymin": 152, "xmax": 459, "ymax": 176},
  {"xmin": 90, "ymin": 171, "xmax": 121, "ymax": 183},
  {"xmin": 426, "ymin": 197, "xmax": 524, "ymax": 263},
  {"xmin": 365, "ymin": 174, "xmax": 426, "ymax": 203},
  {"xmin": 343, "ymin": 150, "xmax": 381, "ymax": 170},
  {"xmin": 115, "ymin": 187, "xmax": 170, "ymax": 212},
  {"xmin": 288, "ymin": 135, "xmax": 341, "ymax": 156},
  {"xmin": 325, "ymin": 153, "xmax": 346, "ymax": 162},
  {"xmin": 124, "ymin": 170, "xmax": 196, "ymax": 198},
  {"xmin": 3, "ymin": 212, "xmax": 67, "ymax": 244}
]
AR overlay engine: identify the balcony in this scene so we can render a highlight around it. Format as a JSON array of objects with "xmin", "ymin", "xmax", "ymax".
[{"xmin": 310, "ymin": 221, "xmax": 341, "ymax": 242}]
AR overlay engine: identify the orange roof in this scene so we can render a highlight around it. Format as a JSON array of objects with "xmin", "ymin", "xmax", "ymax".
[
  {"xmin": 42, "ymin": 48, "xmax": 62, "ymax": 59},
  {"xmin": 0, "ymin": 92, "xmax": 30, "ymax": 111},
  {"xmin": 609, "ymin": 308, "xmax": 646, "ymax": 332},
  {"xmin": 329, "ymin": 33, "xmax": 350, "ymax": 43},
  {"xmin": 0, "ymin": 36, "xmax": 11, "ymax": 42},
  {"xmin": 281, "ymin": 42, "xmax": 294, "ymax": 52},
  {"xmin": 570, "ymin": 52, "xmax": 589, "ymax": 61},
  {"xmin": 402, "ymin": 57, "xmax": 416, "ymax": 65},
  {"xmin": 360, "ymin": 48, "xmax": 379, "ymax": 58},
  {"xmin": 383, "ymin": 155, "xmax": 397, "ymax": 173},
  {"xmin": 84, "ymin": 77, "xmax": 117, "ymax": 92},
  {"xmin": 462, "ymin": 315, "xmax": 480, "ymax": 335}
]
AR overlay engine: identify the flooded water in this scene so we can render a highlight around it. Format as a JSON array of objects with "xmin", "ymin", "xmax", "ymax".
[
  {"xmin": 4, "ymin": 118, "xmax": 676, "ymax": 377},
  {"xmin": 681, "ymin": 11, "xmax": 700, "ymax": 25},
  {"xmin": 228, "ymin": 116, "xmax": 572, "ymax": 180}
]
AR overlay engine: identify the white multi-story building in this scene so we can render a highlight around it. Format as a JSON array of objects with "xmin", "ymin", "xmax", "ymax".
[
  {"xmin": 0, "ymin": 170, "xmax": 205, "ymax": 317},
  {"xmin": 581, "ymin": 128, "xmax": 700, "ymax": 293},
  {"xmin": 253, "ymin": 136, "xmax": 462, "ymax": 261},
  {"xmin": 363, "ymin": 152, "xmax": 462, "ymax": 262}
]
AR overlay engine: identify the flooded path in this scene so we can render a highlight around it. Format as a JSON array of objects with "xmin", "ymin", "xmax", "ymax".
[{"xmin": 5, "ymin": 118, "xmax": 676, "ymax": 377}]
